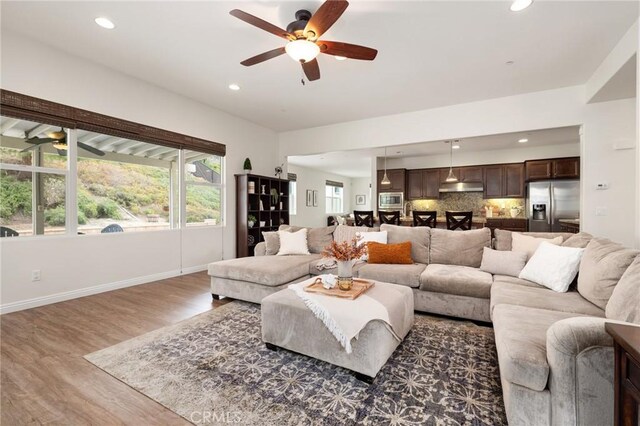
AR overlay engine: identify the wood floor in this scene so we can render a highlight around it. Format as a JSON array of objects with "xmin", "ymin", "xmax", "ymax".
[{"xmin": 1, "ymin": 271, "xmax": 229, "ymax": 425}]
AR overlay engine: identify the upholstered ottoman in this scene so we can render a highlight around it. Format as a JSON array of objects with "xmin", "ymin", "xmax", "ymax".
[{"xmin": 261, "ymin": 281, "xmax": 414, "ymax": 382}]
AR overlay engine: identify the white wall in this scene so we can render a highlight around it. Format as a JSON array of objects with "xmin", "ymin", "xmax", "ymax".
[
  {"xmin": 351, "ymin": 178, "xmax": 372, "ymax": 211},
  {"xmin": 581, "ymin": 98, "xmax": 637, "ymax": 247},
  {"xmin": 288, "ymin": 165, "xmax": 352, "ymax": 228},
  {"xmin": 0, "ymin": 32, "xmax": 279, "ymax": 312},
  {"xmin": 384, "ymin": 144, "xmax": 580, "ymax": 170}
]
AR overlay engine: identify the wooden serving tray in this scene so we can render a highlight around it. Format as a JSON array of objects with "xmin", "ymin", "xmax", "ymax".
[{"xmin": 304, "ymin": 278, "xmax": 374, "ymax": 300}]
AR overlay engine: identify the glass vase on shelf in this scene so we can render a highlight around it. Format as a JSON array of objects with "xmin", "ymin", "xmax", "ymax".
[{"xmin": 336, "ymin": 260, "xmax": 354, "ymax": 291}]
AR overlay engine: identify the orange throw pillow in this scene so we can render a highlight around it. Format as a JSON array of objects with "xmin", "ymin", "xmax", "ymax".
[{"xmin": 367, "ymin": 241, "xmax": 413, "ymax": 264}]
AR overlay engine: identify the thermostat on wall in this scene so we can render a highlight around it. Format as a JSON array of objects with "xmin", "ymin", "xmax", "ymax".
[{"xmin": 595, "ymin": 183, "xmax": 609, "ymax": 190}]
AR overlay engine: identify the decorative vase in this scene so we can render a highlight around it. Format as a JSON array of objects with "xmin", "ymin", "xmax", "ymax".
[
  {"xmin": 248, "ymin": 220, "xmax": 255, "ymax": 228},
  {"xmin": 510, "ymin": 207, "xmax": 520, "ymax": 218},
  {"xmin": 337, "ymin": 260, "xmax": 354, "ymax": 291}
]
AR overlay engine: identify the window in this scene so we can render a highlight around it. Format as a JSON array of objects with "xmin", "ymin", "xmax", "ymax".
[
  {"xmin": 0, "ymin": 114, "xmax": 225, "ymax": 237},
  {"xmin": 75, "ymin": 130, "xmax": 178, "ymax": 234},
  {"xmin": 288, "ymin": 173, "xmax": 297, "ymax": 215},
  {"xmin": 325, "ymin": 180, "xmax": 343, "ymax": 214},
  {"xmin": 185, "ymin": 152, "xmax": 223, "ymax": 226},
  {"xmin": 0, "ymin": 117, "xmax": 68, "ymax": 237}
]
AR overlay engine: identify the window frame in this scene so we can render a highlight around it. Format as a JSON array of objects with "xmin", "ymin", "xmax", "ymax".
[{"xmin": 325, "ymin": 182, "xmax": 344, "ymax": 214}]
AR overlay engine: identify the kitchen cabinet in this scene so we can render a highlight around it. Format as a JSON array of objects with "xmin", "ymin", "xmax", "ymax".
[
  {"xmin": 485, "ymin": 218, "xmax": 527, "ymax": 237},
  {"xmin": 460, "ymin": 166, "xmax": 483, "ymax": 183},
  {"xmin": 407, "ymin": 169, "xmax": 440, "ymax": 199},
  {"xmin": 377, "ymin": 169, "xmax": 406, "ymax": 193},
  {"xmin": 525, "ymin": 157, "xmax": 580, "ymax": 181},
  {"xmin": 483, "ymin": 163, "xmax": 525, "ymax": 199}
]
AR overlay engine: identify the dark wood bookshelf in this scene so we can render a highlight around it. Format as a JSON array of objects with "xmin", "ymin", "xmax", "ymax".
[{"xmin": 236, "ymin": 173, "xmax": 290, "ymax": 257}]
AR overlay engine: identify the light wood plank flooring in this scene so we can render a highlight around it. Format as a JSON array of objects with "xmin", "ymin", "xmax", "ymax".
[{"xmin": 1, "ymin": 271, "xmax": 229, "ymax": 425}]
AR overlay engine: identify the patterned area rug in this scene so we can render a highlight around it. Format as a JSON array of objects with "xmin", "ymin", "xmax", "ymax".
[{"xmin": 85, "ymin": 301, "xmax": 506, "ymax": 425}]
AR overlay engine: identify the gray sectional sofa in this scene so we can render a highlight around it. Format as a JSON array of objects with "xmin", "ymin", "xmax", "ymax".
[{"xmin": 208, "ymin": 224, "xmax": 640, "ymax": 425}]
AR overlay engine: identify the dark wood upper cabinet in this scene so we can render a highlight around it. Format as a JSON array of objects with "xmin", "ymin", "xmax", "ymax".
[
  {"xmin": 483, "ymin": 163, "xmax": 525, "ymax": 199},
  {"xmin": 483, "ymin": 166, "xmax": 504, "ymax": 198},
  {"xmin": 525, "ymin": 160, "xmax": 553, "ymax": 180},
  {"xmin": 526, "ymin": 157, "xmax": 579, "ymax": 181},
  {"xmin": 553, "ymin": 158, "xmax": 580, "ymax": 179},
  {"xmin": 377, "ymin": 169, "xmax": 406, "ymax": 193},
  {"xmin": 407, "ymin": 170, "xmax": 423, "ymax": 199},
  {"xmin": 460, "ymin": 166, "xmax": 483, "ymax": 183},
  {"xmin": 406, "ymin": 169, "xmax": 440, "ymax": 200},
  {"xmin": 423, "ymin": 169, "xmax": 441, "ymax": 199},
  {"xmin": 504, "ymin": 163, "xmax": 525, "ymax": 197}
]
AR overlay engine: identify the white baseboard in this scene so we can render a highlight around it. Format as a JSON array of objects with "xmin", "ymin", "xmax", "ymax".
[{"xmin": 0, "ymin": 264, "xmax": 210, "ymax": 315}]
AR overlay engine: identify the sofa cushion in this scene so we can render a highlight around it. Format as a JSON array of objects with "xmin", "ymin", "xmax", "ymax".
[
  {"xmin": 334, "ymin": 224, "xmax": 370, "ymax": 243},
  {"xmin": 380, "ymin": 224, "xmax": 430, "ymax": 265},
  {"xmin": 208, "ymin": 254, "xmax": 321, "ymax": 287},
  {"xmin": 430, "ymin": 227, "xmax": 491, "ymax": 268},
  {"xmin": 357, "ymin": 263, "xmax": 426, "ymax": 288},
  {"xmin": 494, "ymin": 229, "xmax": 574, "ymax": 251},
  {"xmin": 490, "ymin": 281, "xmax": 605, "ymax": 320},
  {"xmin": 419, "ymin": 264, "xmax": 493, "ymax": 298},
  {"xmin": 493, "ymin": 274, "xmax": 542, "ymax": 288},
  {"xmin": 518, "ymin": 242, "xmax": 584, "ymax": 293},
  {"xmin": 511, "ymin": 233, "xmax": 563, "ymax": 260},
  {"xmin": 280, "ymin": 225, "xmax": 336, "ymax": 254},
  {"xmin": 606, "ymin": 255, "xmax": 640, "ymax": 324},
  {"xmin": 561, "ymin": 232, "xmax": 594, "ymax": 248},
  {"xmin": 493, "ymin": 304, "xmax": 589, "ymax": 391},
  {"xmin": 480, "ymin": 247, "xmax": 527, "ymax": 277},
  {"xmin": 578, "ymin": 238, "xmax": 639, "ymax": 309},
  {"xmin": 262, "ymin": 231, "xmax": 281, "ymax": 255}
]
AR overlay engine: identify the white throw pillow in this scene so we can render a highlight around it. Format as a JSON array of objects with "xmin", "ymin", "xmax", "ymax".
[
  {"xmin": 356, "ymin": 231, "xmax": 388, "ymax": 260},
  {"xmin": 277, "ymin": 229, "xmax": 310, "ymax": 255},
  {"xmin": 512, "ymin": 233, "xmax": 563, "ymax": 260},
  {"xmin": 518, "ymin": 242, "xmax": 584, "ymax": 292},
  {"xmin": 480, "ymin": 247, "xmax": 528, "ymax": 277}
]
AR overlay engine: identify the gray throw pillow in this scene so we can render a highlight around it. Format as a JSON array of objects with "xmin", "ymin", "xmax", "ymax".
[
  {"xmin": 262, "ymin": 231, "xmax": 281, "ymax": 255},
  {"xmin": 578, "ymin": 238, "xmax": 639, "ymax": 310},
  {"xmin": 430, "ymin": 228, "xmax": 491, "ymax": 268},
  {"xmin": 279, "ymin": 225, "xmax": 336, "ymax": 254},
  {"xmin": 606, "ymin": 255, "xmax": 640, "ymax": 324},
  {"xmin": 380, "ymin": 224, "xmax": 430, "ymax": 265},
  {"xmin": 480, "ymin": 247, "xmax": 528, "ymax": 277},
  {"xmin": 562, "ymin": 232, "xmax": 593, "ymax": 248}
]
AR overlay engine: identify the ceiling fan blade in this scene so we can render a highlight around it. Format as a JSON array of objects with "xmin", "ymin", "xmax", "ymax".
[
  {"xmin": 78, "ymin": 142, "xmax": 106, "ymax": 157},
  {"xmin": 304, "ymin": 0, "xmax": 349, "ymax": 40},
  {"xmin": 25, "ymin": 137, "xmax": 54, "ymax": 145},
  {"xmin": 318, "ymin": 41, "xmax": 378, "ymax": 60},
  {"xmin": 20, "ymin": 140, "xmax": 52, "ymax": 152},
  {"xmin": 57, "ymin": 149, "xmax": 67, "ymax": 157},
  {"xmin": 241, "ymin": 47, "xmax": 286, "ymax": 66},
  {"xmin": 302, "ymin": 59, "xmax": 320, "ymax": 81},
  {"xmin": 230, "ymin": 9, "xmax": 293, "ymax": 40}
]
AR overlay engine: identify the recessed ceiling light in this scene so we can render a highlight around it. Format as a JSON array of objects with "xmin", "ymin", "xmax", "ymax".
[
  {"xmin": 518, "ymin": 138, "xmax": 529, "ymax": 143},
  {"xmin": 94, "ymin": 17, "xmax": 115, "ymax": 29},
  {"xmin": 452, "ymin": 144, "xmax": 461, "ymax": 150},
  {"xmin": 334, "ymin": 56, "xmax": 347, "ymax": 61},
  {"xmin": 228, "ymin": 84, "xmax": 240, "ymax": 91},
  {"xmin": 510, "ymin": 0, "xmax": 533, "ymax": 12}
]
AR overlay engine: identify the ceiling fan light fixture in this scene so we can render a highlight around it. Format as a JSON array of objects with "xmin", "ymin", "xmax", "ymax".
[
  {"xmin": 510, "ymin": 0, "xmax": 533, "ymax": 12},
  {"xmin": 334, "ymin": 56, "xmax": 347, "ymax": 61},
  {"xmin": 46, "ymin": 129, "xmax": 66, "ymax": 139},
  {"xmin": 285, "ymin": 39, "xmax": 320, "ymax": 63},
  {"xmin": 52, "ymin": 140, "xmax": 68, "ymax": 150}
]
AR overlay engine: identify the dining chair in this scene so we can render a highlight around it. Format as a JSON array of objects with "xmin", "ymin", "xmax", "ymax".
[
  {"xmin": 379, "ymin": 210, "xmax": 401, "ymax": 225},
  {"xmin": 412, "ymin": 211, "xmax": 437, "ymax": 228},
  {"xmin": 446, "ymin": 211, "xmax": 473, "ymax": 231},
  {"xmin": 353, "ymin": 210, "xmax": 375, "ymax": 227}
]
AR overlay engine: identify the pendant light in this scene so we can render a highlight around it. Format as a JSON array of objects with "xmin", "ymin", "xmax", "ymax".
[
  {"xmin": 381, "ymin": 147, "xmax": 391, "ymax": 185},
  {"xmin": 445, "ymin": 141, "xmax": 458, "ymax": 182}
]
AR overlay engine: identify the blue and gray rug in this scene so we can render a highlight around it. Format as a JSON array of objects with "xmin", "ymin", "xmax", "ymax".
[{"xmin": 85, "ymin": 301, "xmax": 506, "ymax": 425}]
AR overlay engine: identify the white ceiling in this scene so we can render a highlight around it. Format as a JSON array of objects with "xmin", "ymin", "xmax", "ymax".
[
  {"xmin": 1, "ymin": 2, "xmax": 637, "ymax": 132},
  {"xmin": 288, "ymin": 126, "xmax": 579, "ymax": 177}
]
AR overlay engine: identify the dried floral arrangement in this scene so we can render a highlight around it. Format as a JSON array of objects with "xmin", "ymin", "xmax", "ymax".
[{"xmin": 322, "ymin": 237, "xmax": 367, "ymax": 261}]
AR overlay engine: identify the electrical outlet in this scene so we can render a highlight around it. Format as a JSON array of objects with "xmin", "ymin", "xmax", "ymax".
[
  {"xmin": 595, "ymin": 207, "xmax": 607, "ymax": 217},
  {"xmin": 31, "ymin": 270, "xmax": 41, "ymax": 282}
]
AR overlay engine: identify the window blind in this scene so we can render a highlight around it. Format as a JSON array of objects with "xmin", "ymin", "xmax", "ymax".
[{"xmin": 326, "ymin": 180, "xmax": 343, "ymax": 188}]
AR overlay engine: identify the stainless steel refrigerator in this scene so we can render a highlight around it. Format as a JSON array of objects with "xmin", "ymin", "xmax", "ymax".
[{"xmin": 527, "ymin": 180, "xmax": 580, "ymax": 232}]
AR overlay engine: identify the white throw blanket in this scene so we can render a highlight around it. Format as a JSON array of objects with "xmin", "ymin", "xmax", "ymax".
[{"xmin": 288, "ymin": 277, "xmax": 402, "ymax": 354}]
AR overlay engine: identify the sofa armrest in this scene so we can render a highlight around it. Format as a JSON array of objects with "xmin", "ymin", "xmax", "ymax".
[
  {"xmin": 546, "ymin": 317, "xmax": 614, "ymax": 426},
  {"xmin": 254, "ymin": 242, "xmax": 267, "ymax": 256}
]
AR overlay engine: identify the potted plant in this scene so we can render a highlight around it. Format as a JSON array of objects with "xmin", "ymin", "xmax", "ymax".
[
  {"xmin": 248, "ymin": 214, "xmax": 257, "ymax": 228},
  {"xmin": 322, "ymin": 237, "xmax": 368, "ymax": 291},
  {"xmin": 243, "ymin": 158, "xmax": 252, "ymax": 174}
]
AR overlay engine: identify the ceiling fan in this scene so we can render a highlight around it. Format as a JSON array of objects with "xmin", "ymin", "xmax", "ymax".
[
  {"xmin": 230, "ymin": 0, "xmax": 378, "ymax": 82},
  {"xmin": 21, "ymin": 128, "xmax": 105, "ymax": 157}
]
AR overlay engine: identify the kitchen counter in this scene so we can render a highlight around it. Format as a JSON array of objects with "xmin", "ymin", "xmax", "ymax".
[{"xmin": 558, "ymin": 219, "xmax": 580, "ymax": 233}]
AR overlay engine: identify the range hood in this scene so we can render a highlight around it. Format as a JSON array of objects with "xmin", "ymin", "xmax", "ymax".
[{"xmin": 439, "ymin": 182, "xmax": 484, "ymax": 193}]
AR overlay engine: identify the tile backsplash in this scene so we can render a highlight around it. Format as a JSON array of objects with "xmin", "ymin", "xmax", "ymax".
[{"xmin": 409, "ymin": 193, "xmax": 526, "ymax": 218}]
